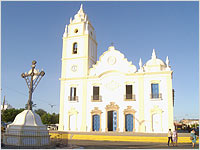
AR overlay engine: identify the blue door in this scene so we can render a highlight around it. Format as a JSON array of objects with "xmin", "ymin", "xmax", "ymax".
[
  {"xmin": 113, "ymin": 111, "xmax": 117, "ymax": 131},
  {"xmin": 125, "ymin": 114, "xmax": 133, "ymax": 132},
  {"xmin": 93, "ymin": 115, "xmax": 100, "ymax": 131}
]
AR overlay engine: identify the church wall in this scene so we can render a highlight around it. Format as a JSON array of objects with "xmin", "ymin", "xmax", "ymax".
[
  {"xmin": 65, "ymin": 59, "xmax": 86, "ymax": 78},
  {"xmin": 143, "ymin": 74, "xmax": 170, "ymax": 133},
  {"xmin": 63, "ymin": 80, "xmax": 84, "ymax": 131},
  {"xmin": 86, "ymin": 74, "xmax": 142, "ymax": 132},
  {"xmin": 59, "ymin": 5, "xmax": 174, "ymax": 133}
]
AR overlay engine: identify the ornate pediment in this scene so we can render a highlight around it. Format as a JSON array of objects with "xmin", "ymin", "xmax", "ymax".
[
  {"xmin": 150, "ymin": 105, "xmax": 163, "ymax": 114},
  {"xmin": 124, "ymin": 106, "xmax": 136, "ymax": 115},
  {"xmin": 68, "ymin": 107, "xmax": 78, "ymax": 115},
  {"xmin": 89, "ymin": 46, "xmax": 137, "ymax": 77},
  {"xmin": 105, "ymin": 102, "xmax": 119, "ymax": 111},
  {"xmin": 91, "ymin": 107, "xmax": 102, "ymax": 115}
]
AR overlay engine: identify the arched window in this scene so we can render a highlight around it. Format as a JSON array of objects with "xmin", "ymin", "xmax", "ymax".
[{"xmin": 73, "ymin": 42, "xmax": 78, "ymax": 54}]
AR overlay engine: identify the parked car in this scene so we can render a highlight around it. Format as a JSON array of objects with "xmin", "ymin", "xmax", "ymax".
[{"xmin": 47, "ymin": 124, "xmax": 58, "ymax": 130}]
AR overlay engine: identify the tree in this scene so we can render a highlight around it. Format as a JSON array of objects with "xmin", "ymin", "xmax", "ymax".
[
  {"xmin": 25, "ymin": 101, "xmax": 36, "ymax": 109},
  {"xmin": 35, "ymin": 109, "xmax": 47, "ymax": 117},
  {"xmin": 1, "ymin": 108, "xmax": 25, "ymax": 123},
  {"xmin": 41, "ymin": 113, "xmax": 52, "ymax": 125},
  {"xmin": 1, "ymin": 107, "xmax": 59, "ymax": 125}
]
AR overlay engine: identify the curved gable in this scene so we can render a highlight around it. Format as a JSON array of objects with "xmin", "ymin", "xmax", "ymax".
[{"xmin": 89, "ymin": 46, "xmax": 137, "ymax": 77}]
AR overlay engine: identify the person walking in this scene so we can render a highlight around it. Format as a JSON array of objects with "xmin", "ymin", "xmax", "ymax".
[
  {"xmin": 172, "ymin": 129, "xmax": 178, "ymax": 146},
  {"xmin": 190, "ymin": 129, "xmax": 197, "ymax": 148},
  {"xmin": 168, "ymin": 129, "xmax": 173, "ymax": 146}
]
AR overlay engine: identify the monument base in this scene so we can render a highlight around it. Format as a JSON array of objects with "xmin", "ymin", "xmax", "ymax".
[{"xmin": 3, "ymin": 110, "xmax": 50, "ymax": 147}]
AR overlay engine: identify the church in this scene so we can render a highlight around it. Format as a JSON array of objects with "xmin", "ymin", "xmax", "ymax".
[{"xmin": 58, "ymin": 5, "xmax": 174, "ymax": 133}]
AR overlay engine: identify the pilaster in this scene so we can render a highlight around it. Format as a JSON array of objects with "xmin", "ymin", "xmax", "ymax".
[
  {"xmin": 138, "ymin": 76, "xmax": 145, "ymax": 132},
  {"xmin": 167, "ymin": 73, "xmax": 174, "ymax": 130}
]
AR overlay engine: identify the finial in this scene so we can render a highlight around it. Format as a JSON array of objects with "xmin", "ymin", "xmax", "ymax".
[
  {"xmin": 139, "ymin": 58, "xmax": 142, "ymax": 68},
  {"xmin": 80, "ymin": 4, "xmax": 83, "ymax": 10},
  {"xmin": 111, "ymin": 42, "xmax": 114, "ymax": 46},
  {"xmin": 78, "ymin": 4, "xmax": 84, "ymax": 14},
  {"xmin": 84, "ymin": 14, "xmax": 88, "ymax": 21},
  {"xmin": 166, "ymin": 56, "xmax": 169, "ymax": 67},
  {"xmin": 65, "ymin": 25, "xmax": 68, "ymax": 32},
  {"xmin": 152, "ymin": 48, "xmax": 157, "ymax": 59},
  {"xmin": 138, "ymin": 58, "xmax": 144, "ymax": 72},
  {"xmin": 70, "ymin": 17, "xmax": 72, "ymax": 23}
]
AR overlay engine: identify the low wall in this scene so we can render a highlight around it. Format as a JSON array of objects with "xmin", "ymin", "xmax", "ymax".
[{"xmin": 49, "ymin": 131, "xmax": 199, "ymax": 143}]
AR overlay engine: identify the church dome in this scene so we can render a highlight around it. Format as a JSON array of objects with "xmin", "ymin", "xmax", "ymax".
[
  {"xmin": 143, "ymin": 49, "xmax": 168, "ymax": 72},
  {"xmin": 10, "ymin": 110, "xmax": 44, "ymax": 127},
  {"xmin": 145, "ymin": 58, "xmax": 166, "ymax": 66}
]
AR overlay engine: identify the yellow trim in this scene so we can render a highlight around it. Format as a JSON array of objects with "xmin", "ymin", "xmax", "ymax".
[
  {"xmin": 49, "ymin": 132, "xmax": 198, "ymax": 143},
  {"xmin": 99, "ymin": 70, "xmax": 125, "ymax": 78},
  {"xmin": 80, "ymin": 79, "xmax": 87, "ymax": 131},
  {"xmin": 58, "ymin": 77, "xmax": 65, "ymax": 131},
  {"xmin": 125, "ymin": 81, "xmax": 135, "ymax": 84},
  {"xmin": 59, "ymin": 70, "xmax": 172, "ymax": 81},
  {"xmin": 138, "ymin": 76, "xmax": 145, "ymax": 132},
  {"xmin": 62, "ymin": 56, "xmax": 96, "ymax": 64},
  {"xmin": 92, "ymin": 83, "xmax": 101, "ymax": 86},
  {"xmin": 134, "ymin": 71, "xmax": 173, "ymax": 76},
  {"xmin": 66, "ymin": 34, "xmax": 97, "ymax": 45},
  {"xmin": 150, "ymin": 80, "xmax": 161, "ymax": 84},
  {"xmin": 167, "ymin": 74, "xmax": 174, "ymax": 130},
  {"xmin": 68, "ymin": 21, "xmax": 94, "ymax": 30}
]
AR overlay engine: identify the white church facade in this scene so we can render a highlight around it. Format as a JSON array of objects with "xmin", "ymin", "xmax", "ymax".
[{"xmin": 59, "ymin": 5, "xmax": 174, "ymax": 133}]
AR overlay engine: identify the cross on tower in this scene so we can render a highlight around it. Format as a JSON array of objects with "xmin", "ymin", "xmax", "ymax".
[
  {"xmin": 111, "ymin": 42, "xmax": 114, "ymax": 46},
  {"xmin": 21, "ymin": 60, "xmax": 45, "ymax": 110}
]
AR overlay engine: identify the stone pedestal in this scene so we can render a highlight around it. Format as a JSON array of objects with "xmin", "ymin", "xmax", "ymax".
[{"xmin": 3, "ymin": 110, "xmax": 50, "ymax": 147}]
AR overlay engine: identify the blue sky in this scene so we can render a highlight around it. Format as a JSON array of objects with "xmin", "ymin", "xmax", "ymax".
[{"xmin": 1, "ymin": 1, "xmax": 199, "ymax": 120}]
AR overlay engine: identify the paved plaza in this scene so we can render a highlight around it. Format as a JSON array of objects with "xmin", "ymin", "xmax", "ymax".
[
  {"xmin": 2, "ymin": 140, "xmax": 199, "ymax": 149},
  {"xmin": 67, "ymin": 140, "xmax": 199, "ymax": 149}
]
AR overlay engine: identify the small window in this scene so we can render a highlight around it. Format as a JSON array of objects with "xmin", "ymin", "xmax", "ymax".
[
  {"xmin": 74, "ymin": 29, "xmax": 78, "ymax": 33},
  {"xmin": 93, "ymin": 86, "xmax": 99, "ymax": 96},
  {"xmin": 70, "ymin": 87, "xmax": 76, "ymax": 97},
  {"xmin": 73, "ymin": 42, "xmax": 78, "ymax": 54},
  {"xmin": 151, "ymin": 83, "xmax": 159, "ymax": 98},
  {"xmin": 69, "ymin": 87, "xmax": 77, "ymax": 101},
  {"xmin": 92, "ymin": 86, "xmax": 101, "ymax": 101},
  {"xmin": 126, "ymin": 85, "xmax": 132, "ymax": 99}
]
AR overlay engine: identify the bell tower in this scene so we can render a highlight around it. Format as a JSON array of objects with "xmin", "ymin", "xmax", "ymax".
[
  {"xmin": 61, "ymin": 4, "xmax": 97, "ymax": 79},
  {"xmin": 59, "ymin": 4, "xmax": 97, "ymax": 131}
]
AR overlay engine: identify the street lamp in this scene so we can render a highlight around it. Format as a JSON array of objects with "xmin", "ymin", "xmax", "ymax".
[{"xmin": 21, "ymin": 60, "xmax": 45, "ymax": 110}]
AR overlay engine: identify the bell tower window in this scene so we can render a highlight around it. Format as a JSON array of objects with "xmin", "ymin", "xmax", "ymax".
[
  {"xmin": 73, "ymin": 42, "xmax": 78, "ymax": 54},
  {"xmin": 74, "ymin": 29, "xmax": 78, "ymax": 33}
]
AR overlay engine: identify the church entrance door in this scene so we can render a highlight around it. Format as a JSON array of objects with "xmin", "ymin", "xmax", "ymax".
[
  {"xmin": 125, "ymin": 114, "xmax": 133, "ymax": 132},
  {"xmin": 69, "ymin": 115, "xmax": 76, "ymax": 131},
  {"xmin": 108, "ymin": 111, "xmax": 117, "ymax": 131},
  {"xmin": 152, "ymin": 113, "xmax": 161, "ymax": 132},
  {"xmin": 92, "ymin": 115, "xmax": 100, "ymax": 131}
]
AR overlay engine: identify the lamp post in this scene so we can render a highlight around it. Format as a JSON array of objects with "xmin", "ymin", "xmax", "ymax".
[{"xmin": 21, "ymin": 60, "xmax": 45, "ymax": 110}]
